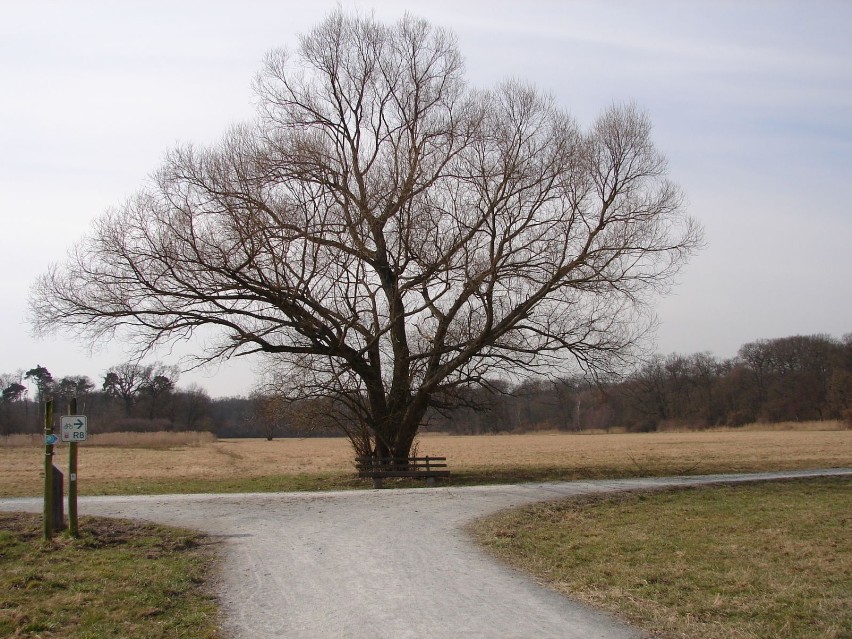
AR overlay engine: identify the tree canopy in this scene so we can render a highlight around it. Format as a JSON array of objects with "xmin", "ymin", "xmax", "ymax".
[{"xmin": 30, "ymin": 12, "xmax": 702, "ymax": 458}]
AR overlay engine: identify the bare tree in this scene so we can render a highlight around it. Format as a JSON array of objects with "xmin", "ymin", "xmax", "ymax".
[
  {"xmin": 142, "ymin": 372, "xmax": 177, "ymax": 419},
  {"xmin": 103, "ymin": 363, "xmax": 153, "ymax": 416},
  {"xmin": 30, "ymin": 12, "xmax": 702, "ymax": 459},
  {"xmin": 177, "ymin": 383, "xmax": 211, "ymax": 430},
  {"xmin": 102, "ymin": 362, "xmax": 178, "ymax": 417},
  {"xmin": 249, "ymin": 388, "xmax": 290, "ymax": 441},
  {"xmin": 57, "ymin": 375, "xmax": 95, "ymax": 400}
]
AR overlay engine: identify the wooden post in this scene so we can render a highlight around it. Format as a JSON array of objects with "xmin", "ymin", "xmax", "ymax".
[
  {"xmin": 42, "ymin": 399, "xmax": 54, "ymax": 541},
  {"xmin": 68, "ymin": 398, "xmax": 79, "ymax": 538}
]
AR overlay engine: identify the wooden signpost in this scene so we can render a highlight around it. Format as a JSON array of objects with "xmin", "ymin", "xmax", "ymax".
[
  {"xmin": 43, "ymin": 399, "xmax": 55, "ymax": 540},
  {"xmin": 42, "ymin": 398, "xmax": 87, "ymax": 540},
  {"xmin": 61, "ymin": 399, "xmax": 87, "ymax": 538}
]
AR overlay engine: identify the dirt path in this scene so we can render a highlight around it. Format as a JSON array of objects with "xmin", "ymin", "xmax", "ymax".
[{"xmin": 2, "ymin": 469, "xmax": 848, "ymax": 638}]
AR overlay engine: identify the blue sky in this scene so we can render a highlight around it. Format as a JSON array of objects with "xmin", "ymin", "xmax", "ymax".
[{"xmin": 1, "ymin": 0, "xmax": 850, "ymax": 396}]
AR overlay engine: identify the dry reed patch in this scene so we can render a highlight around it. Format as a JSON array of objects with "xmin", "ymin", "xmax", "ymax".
[
  {"xmin": 683, "ymin": 420, "xmax": 846, "ymax": 433},
  {"xmin": 0, "ymin": 431, "xmax": 217, "ymax": 448},
  {"xmin": 587, "ymin": 420, "xmax": 847, "ymax": 434},
  {"xmin": 0, "ymin": 434, "xmax": 45, "ymax": 448},
  {"xmin": 1, "ymin": 430, "xmax": 850, "ymax": 497}
]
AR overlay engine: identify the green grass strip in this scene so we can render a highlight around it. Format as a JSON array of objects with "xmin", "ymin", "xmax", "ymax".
[
  {"xmin": 0, "ymin": 513, "xmax": 221, "ymax": 638},
  {"xmin": 472, "ymin": 477, "xmax": 851, "ymax": 639}
]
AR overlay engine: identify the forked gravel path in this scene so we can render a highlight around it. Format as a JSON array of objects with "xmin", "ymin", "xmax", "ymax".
[{"xmin": 2, "ymin": 468, "xmax": 850, "ymax": 638}]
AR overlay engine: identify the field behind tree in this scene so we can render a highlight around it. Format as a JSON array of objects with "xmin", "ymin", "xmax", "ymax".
[{"xmin": 1, "ymin": 425, "xmax": 850, "ymax": 497}]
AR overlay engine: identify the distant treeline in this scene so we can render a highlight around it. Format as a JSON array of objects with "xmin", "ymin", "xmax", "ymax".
[
  {"xmin": 427, "ymin": 333, "xmax": 852, "ymax": 434},
  {"xmin": 2, "ymin": 333, "xmax": 850, "ymax": 438}
]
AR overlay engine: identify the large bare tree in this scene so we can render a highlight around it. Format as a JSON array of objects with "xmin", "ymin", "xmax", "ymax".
[{"xmin": 31, "ymin": 12, "xmax": 702, "ymax": 459}]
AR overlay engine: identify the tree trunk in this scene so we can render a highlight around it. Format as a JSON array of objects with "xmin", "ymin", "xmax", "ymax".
[{"xmin": 368, "ymin": 398, "xmax": 427, "ymax": 465}]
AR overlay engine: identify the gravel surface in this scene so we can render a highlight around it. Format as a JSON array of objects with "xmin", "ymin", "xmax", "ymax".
[{"xmin": 2, "ymin": 468, "xmax": 849, "ymax": 638}]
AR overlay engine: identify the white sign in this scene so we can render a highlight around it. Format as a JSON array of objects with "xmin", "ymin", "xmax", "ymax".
[{"xmin": 60, "ymin": 415, "xmax": 88, "ymax": 442}]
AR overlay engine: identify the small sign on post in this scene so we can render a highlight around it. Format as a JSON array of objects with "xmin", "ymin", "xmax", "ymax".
[
  {"xmin": 60, "ymin": 415, "xmax": 87, "ymax": 442},
  {"xmin": 63, "ymin": 407, "xmax": 85, "ymax": 538}
]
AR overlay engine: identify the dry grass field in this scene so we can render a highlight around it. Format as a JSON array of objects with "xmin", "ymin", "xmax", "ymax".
[{"xmin": 2, "ymin": 424, "xmax": 850, "ymax": 497}]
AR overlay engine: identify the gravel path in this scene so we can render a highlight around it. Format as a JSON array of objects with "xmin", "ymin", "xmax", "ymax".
[{"xmin": 3, "ymin": 468, "xmax": 849, "ymax": 638}]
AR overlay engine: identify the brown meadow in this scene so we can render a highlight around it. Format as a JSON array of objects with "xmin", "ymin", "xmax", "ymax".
[{"xmin": 2, "ymin": 424, "xmax": 849, "ymax": 497}]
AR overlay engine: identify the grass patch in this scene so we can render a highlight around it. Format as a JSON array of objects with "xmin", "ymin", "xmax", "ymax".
[
  {"xmin": 0, "ymin": 513, "xmax": 222, "ymax": 638},
  {"xmin": 471, "ymin": 477, "xmax": 851, "ymax": 639}
]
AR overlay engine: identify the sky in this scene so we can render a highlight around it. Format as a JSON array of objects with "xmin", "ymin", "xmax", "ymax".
[{"xmin": 1, "ymin": 0, "xmax": 850, "ymax": 398}]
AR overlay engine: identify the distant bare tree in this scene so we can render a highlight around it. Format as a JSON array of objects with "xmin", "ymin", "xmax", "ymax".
[
  {"xmin": 177, "ymin": 383, "xmax": 211, "ymax": 430},
  {"xmin": 30, "ymin": 12, "xmax": 702, "ymax": 459},
  {"xmin": 741, "ymin": 334, "xmax": 839, "ymax": 421},
  {"xmin": 57, "ymin": 375, "xmax": 95, "ymax": 399},
  {"xmin": 103, "ymin": 363, "xmax": 152, "ymax": 416},
  {"xmin": 142, "ymin": 366, "xmax": 179, "ymax": 419},
  {"xmin": 102, "ymin": 362, "xmax": 177, "ymax": 416},
  {"xmin": 249, "ymin": 389, "xmax": 289, "ymax": 441}
]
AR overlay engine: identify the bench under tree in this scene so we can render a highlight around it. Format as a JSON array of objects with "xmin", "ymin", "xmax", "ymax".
[{"xmin": 355, "ymin": 456, "xmax": 450, "ymax": 489}]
